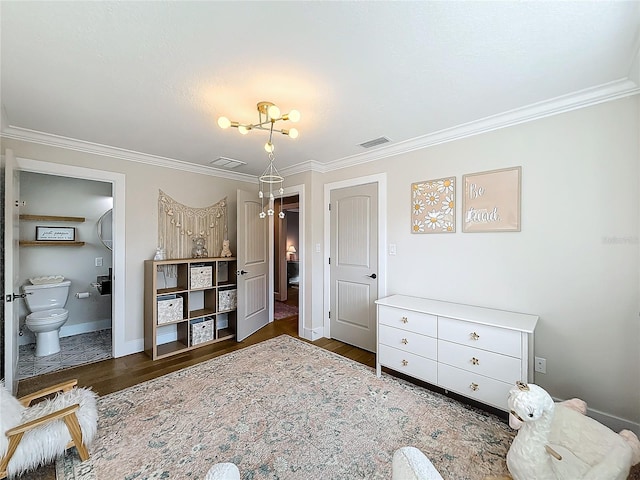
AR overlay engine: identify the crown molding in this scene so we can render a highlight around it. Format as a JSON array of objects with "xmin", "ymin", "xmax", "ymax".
[
  {"xmin": 1, "ymin": 78, "xmax": 637, "ymax": 178},
  {"xmin": 0, "ymin": 126, "xmax": 258, "ymax": 184},
  {"xmin": 320, "ymin": 78, "xmax": 640, "ymax": 173}
]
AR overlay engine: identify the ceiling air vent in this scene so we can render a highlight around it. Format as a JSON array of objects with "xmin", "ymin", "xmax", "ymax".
[
  {"xmin": 209, "ymin": 156, "xmax": 247, "ymax": 169},
  {"xmin": 359, "ymin": 136, "xmax": 391, "ymax": 149}
]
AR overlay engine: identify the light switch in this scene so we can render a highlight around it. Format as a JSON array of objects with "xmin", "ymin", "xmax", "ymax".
[
  {"xmin": 389, "ymin": 244, "xmax": 397, "ymax": 255},
  {"xmin": 95, "ymin": 257, "xmax": 103, "ymax": 267},
  {"xmin": 315, "ymin": 243, "xmax": 321, "ymax": 253}
]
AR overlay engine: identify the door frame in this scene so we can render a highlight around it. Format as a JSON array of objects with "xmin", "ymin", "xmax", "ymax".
[
  {"xmin": 14, "ymin": 157, "xmax": 127, "ymax": 357},
  {"xmin": 323, "ymin": 173, "xmax": 387, "ymax": 339},
  {"xmin": 281, "ymin": 184, "xmax": 305, "ymax": 340}
]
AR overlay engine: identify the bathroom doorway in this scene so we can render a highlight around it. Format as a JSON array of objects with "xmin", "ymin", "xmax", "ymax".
[{"xmin": 16, "ymin": 172, "xmax": 114, "ymax": 380}]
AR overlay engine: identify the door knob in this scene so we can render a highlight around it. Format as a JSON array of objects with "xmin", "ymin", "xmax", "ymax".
[
  {"xmin": 367, "ymin": 273, "xmax": 377, "ymax": 279},
  {"xmin": 237, "ymin": 270, "xmax": 248, "ymax": 275}
]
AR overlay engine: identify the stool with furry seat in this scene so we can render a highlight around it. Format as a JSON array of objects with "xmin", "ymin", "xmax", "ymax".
[{"xmin": 0, "ymin": 379, "xmax": 97, "ymax": 479}]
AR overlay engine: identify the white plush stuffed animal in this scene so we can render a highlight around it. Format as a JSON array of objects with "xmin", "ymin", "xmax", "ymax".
[{"xmin": 505, "ymin": 381, "xmax": 640, "ymax": 480}]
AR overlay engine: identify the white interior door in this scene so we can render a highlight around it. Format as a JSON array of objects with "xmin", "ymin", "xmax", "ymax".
[
  {"xmin": 3, "ymin": 149, "xmax": 20, "ymax": 393},
  {"xmin": 236, "ymin": 189, "xmax": 271, "ymax": 341},
  {"xmin": 330, "ymin": 182, "xmax": 378, "ymax": 352}
]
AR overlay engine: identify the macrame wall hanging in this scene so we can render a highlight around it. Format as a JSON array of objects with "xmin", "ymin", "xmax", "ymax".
[{"xmin": 158, "ymin": 189, "xmax": 228, "ymax": 260}]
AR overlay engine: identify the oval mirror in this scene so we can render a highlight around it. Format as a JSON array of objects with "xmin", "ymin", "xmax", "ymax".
[{"xmin": 97, "ymin": 208, "xmax": 113, "ymax": 251}]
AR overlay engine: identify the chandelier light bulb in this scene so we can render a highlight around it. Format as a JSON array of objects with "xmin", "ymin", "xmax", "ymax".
[
  {"xmin": 267, "ymin": 209, "xmax": 274, "ymax": 216},
  {"xmin": 217, "ymin": 116, "xmax": 231, "ymax": 129},
  {"xmin": 279, "ymin": 211, "xmax": 285, "ymax": 219},
  {"xmin": 259, "ymin": 211, "xmax": 266, "ymax": 219},
  {"xmin": 258, "ymin": 191, "xmax": 263, "ymax": 199},
  {"xmin": 270, "ymin": 193, "xmax": 274, "ymax": 200},
  {"xmin": 265, "ymin": 141, "xmax": 274, "ymax": 153},
  {"xmin": 238, "ymin": 125, "xmax": 249, "ymax": 135},
  {"xmin": 288, "ymin": 110, "xmax": 301, "ymax": 123},
  {"xmin": 279, "ymin": 187, "xmax": 284, "ymax": 195},
  {"xmin": 267, "ymin": 105, "xmax": 281, "ymax": 120},
  {"xmin": 288, "ymin": 128, "xmax": 299, "ymax": 139}
]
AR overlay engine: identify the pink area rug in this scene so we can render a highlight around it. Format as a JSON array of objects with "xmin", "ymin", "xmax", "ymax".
[
  {"xmin": 54, "ymin": 335, "xmax": 521, "ymax": 480},
  {"xmin": 274, "ymin": 301, "xmax": 298, "ymax": 320}
]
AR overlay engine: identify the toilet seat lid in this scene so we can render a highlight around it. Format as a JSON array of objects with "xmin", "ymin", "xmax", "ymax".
[{"xmin": 27, "ymin": 308, "xmax": 68, "ymax": 322}]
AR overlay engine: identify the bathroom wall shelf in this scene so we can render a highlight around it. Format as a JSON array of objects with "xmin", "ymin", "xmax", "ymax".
[
  {"xmin": 19, "ymin": 214, "xmax": 85, "ymax": 222},
  {"xmin": 19, "ymin": 241, "xmax": 85, "ymax": 247},
  {"xmin": 144, "ymin": 257, "xmax": 238, "ymax": 360},
  {"xmin": 19, "ymin": 214, "xmax": 86, "ymax": 246}
]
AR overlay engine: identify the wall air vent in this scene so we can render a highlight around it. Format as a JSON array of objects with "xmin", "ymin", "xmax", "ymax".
[
  {"xmin": 209, "ymin": 157, "xmax": 247, "ymax": 169},
  {"xmin": 359, "ymin": 137, "xmax": 391, "ymax": 149}
]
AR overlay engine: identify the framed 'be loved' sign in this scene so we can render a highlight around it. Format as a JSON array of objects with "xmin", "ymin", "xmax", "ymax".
[{"xmin": 462, "ymin": 166, "xmax": 521, "ymax": 233}]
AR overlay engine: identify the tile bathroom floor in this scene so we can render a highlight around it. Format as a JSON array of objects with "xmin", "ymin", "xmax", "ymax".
[{"xmin": 17, "ymin": 329, "xmax": 112, "ymax": 380}]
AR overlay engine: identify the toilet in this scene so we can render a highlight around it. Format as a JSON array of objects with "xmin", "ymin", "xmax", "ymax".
[{"xmin": 23, "ymin": 279, "xmax": 71, "ymax": 356}]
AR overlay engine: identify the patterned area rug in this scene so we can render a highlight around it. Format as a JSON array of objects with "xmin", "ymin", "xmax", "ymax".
[
  {"xmin": 273, "ymin": 301, "xmax": 298, "ymax": 320},
  {"xmin": 57, "ymin": 335, "xmax": 518, "ymax": 479}
]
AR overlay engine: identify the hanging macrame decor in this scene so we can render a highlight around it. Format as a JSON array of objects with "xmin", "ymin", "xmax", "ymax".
[{"xmin": 158, "ymin": 190, "xmax": 228, "ymax": 260}]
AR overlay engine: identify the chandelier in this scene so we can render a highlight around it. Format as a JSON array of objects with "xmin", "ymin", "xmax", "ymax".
[{"xmin": 218, "ymin": 101, "xmax": 301, "ymax": 219}]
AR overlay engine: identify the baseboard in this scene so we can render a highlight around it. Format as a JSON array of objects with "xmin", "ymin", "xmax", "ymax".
[
  {"xmin": 303, "ymin": 327, "xmax": 323, "ymax": 341},
  {"xmin": 18, "ymin": 318, "xmax": 112, "ymax": 346}
]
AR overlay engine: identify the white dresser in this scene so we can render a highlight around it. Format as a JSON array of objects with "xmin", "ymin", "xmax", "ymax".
[{"xmin": 375, "ymin": 295, "xmax": 538, "ymax": 412}]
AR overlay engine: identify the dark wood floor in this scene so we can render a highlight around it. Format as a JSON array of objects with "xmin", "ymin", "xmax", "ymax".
[{"xmin": 17, "ymin": 315, "xmax": 374, "ymax": 398}]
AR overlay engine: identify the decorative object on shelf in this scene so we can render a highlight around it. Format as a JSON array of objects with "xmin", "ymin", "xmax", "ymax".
[
  {"xmin": 35, "ymin": 226, "xmax": 76, "ymax": 241},
  {"xmin": 157, "ymin": 190, "xmax": 227, "ymax": 263},
  {"xmin": 191, "ymin": 237, "xmax": 208, "ymax": 258},
  {"xmin": 217, "ymin": 101, "xmax": 300, "ymax": 220},
  {"xmin": 153, "ymin": 248, "xmax": 166, "ymax": 261},
  {"xmin": 287, "ymin": 245, "xmax": 297, "ymax": 260},
  {"xmin": 220, "ymin": 239, "xmax": 233, "ymax": 258},
  {"xmin": 462, "ymin": 166, "xmax": 521, "ymax": 233},
  {"xmin": 411, "ymin": 177, "xmax": 456, "ymax": 234}
]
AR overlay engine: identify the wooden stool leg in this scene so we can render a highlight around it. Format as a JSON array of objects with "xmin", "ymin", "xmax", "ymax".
[
  {"xmin": 0, "ymin": 433, "xmax": 25, "ymax": 478},
  {"xmin": 62, "ymin": 413, "xmax": 90, "ymax": 461}
]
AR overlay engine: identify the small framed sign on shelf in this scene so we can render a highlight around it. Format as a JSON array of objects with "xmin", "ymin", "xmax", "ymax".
[{"xmin": 36, "ymin": 226, "xmax": 76, "ymax": 241}]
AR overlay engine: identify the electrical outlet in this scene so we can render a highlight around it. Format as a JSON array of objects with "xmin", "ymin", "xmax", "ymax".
[{"xmin": 534, "ymin": 356, "xmax": 547, "ymax": 374}]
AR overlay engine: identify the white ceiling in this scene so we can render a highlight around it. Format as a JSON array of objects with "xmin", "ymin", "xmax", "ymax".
[{"xmin": 1, "ymin": 1, "xmax": 639, "ymax": 178}]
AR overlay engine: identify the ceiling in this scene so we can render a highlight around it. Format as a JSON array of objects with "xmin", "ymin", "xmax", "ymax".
[{"xmin": 1, "ymin": 1, "xmax": 639, "ymax": 178}]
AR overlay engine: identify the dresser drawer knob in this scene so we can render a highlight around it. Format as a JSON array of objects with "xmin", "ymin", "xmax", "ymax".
[
  {"xmin": 401, "ymin": 338, "xmax": 408, "ymax": 345},
  {"xmin": 470, "ymin": 332, "xmax": 480, "ymax": 340},
  {"xmin": 471, "ymin": 357, "xmax": 480, "ymax": 365},
  {"xmin": 401, "ymin": 359, "xmax": 409, "ymax": 366},
  {"xmin": 470, "ymin": 383, "xmax": 479, "ymax": 391},
  {"xmin": 401, "ymin": 316, "xmax": 408, "ymax": 324}
]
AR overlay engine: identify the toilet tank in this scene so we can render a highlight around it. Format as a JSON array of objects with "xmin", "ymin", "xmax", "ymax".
[{"xmin": 22, "ymin": 280, "xmax": 71, "ymax": 312}]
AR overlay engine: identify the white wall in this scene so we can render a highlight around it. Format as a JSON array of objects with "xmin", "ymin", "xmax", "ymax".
[
  {"xmin": 303, "ymin": 96, "xmax": 640, "ymax": 431},
  {"xmin": 18, "ymin": 172, "xmax": 113, "ymax": 342}
]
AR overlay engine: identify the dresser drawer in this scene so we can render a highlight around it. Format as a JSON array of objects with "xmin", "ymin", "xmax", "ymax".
[
  {"xmin": 379, "ymin": 324, "xmax": 437, "ymax": 360},
  {"xmin": 378, "ymin": 305, "xmax": 437, "ymax": 337},
  {"xmin": 438, "ymin": 363, "xmax": 511, "ymax": 411},
  {"xmin": 378, "ymin": 344, "xmax": 437, "ymax": 384},
  {"xmin": 437, "ymin": 340, "xmax": 522, "ymax": 384},
  {"xmin": 438, "ymin": 316, "xmax": 522, "ymax": 358}
]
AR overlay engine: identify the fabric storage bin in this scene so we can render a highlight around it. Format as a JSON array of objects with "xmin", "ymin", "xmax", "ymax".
[
  {"xmin": 218, "ymin": 289, "xmax": 237, "ymax": 311},
  {"xmin": 190, "ymin": 265, "xmax": 213, "ymax": 289},
  {"xmin": 191, "ymin": 317, "xmax": 214, "ymax": 345},
  {"xmin": 157, "ymin": 294, "xmax": 183, "ymax": 325}
]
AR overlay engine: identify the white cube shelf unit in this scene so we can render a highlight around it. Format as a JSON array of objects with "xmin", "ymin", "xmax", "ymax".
[{"xmin": 144, "ymin": 257, "xmax": 237, "ymax": 360}]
